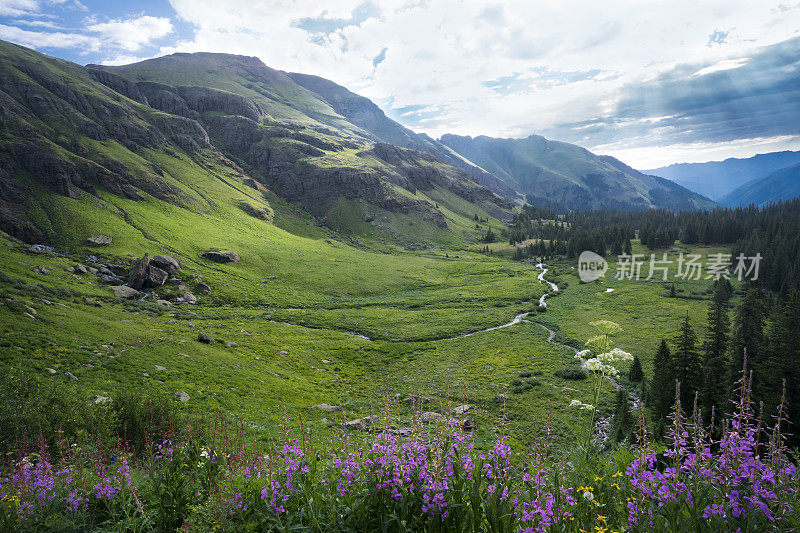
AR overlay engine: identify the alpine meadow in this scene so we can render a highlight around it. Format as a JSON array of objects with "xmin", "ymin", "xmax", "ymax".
[{"xmin": 0, "ymin": 2, "xmax": 800, "ymax": 532}]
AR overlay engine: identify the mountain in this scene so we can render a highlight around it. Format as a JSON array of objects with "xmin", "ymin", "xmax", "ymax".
[
  {"xmin": 645, "ymin": 150, "xmax": 800, "ymax": 200},
  {"xmin": 439, "ymin": 134, "xmax": 715, "ymax": 211},
  {"xmin": 286, "ymin": 72, "xmax": 520, "ymax": 199},
  {"xmin": 0, "ymin": 40, "xmax": 514, "ymax": 249},
  {"xmin": 719, "ymin": 162, "xmax": 800, "ymax": 206}
]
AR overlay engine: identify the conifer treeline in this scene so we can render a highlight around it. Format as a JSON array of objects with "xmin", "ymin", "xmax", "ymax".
[
  {"xmin": 645, "ymin": 279, "xmax": 800, "ymax": 445},
  {"xmin": 506, "ymin": 198, "xmax": 800, "ymax": 293}
]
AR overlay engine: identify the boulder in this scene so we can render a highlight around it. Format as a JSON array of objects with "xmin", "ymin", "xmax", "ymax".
[
  {"xmin": 313, "ymin": 403, "xmax": 342, "ymax": 412},
  {"xmin": 86, "ymin": 235, "xmax": 113, "ymax": 246},
  {"xmin": 225, "ymin": 341, "xmax": 238, "ymax": 348},
  {"xmin": 195, "ymin": 282, "xmax": 211, "ymax": 294},
  {"xmin": 402, "ymin": 395, "xmax": 433, "ymax": 405},
  {"xmin": 74, "ymin": 263, "xmax": 88, "ymax": 274},
  {"xmin": 420, "ymin": 412, "xmax": 459, "ymax": 425},
  {"xmin": 91, "ymin": 395, "xmax": 112, "ymax": 405},
  {"xmin": 175, "ymin": 391, "xmax": 190, "ymax": 402},
  {"xmin": 343, "ymin": 415, "xmax": 380, "ymax": 430},
  {"xmin": 112, "ymin": 285, "xmax": 140, "ymax": 299},
  {"xmin": 151, "ymin": 255, "xmax": 180, "ymax": 275},
  {"xmin": 127, "ymin": 253, "xmax": 149, "ymax": 290},
  {"xmin": 156, "ymin": 300, "xmax": 172, "ymax": 306},
  {"xmin": 198, "ymin": 331, "xmax": 213, "ymax": 344},
  {"xmin": 99, "ymin": 274, "xmax": 118, "ymax": 284},
  {"xmin": 182, "ymin": 292, "xmax": 197, "ymax": 304},
  {"xmin": 452, "ymin": 404, "xmax": 471, "ymax": 415},
  {"xmin": 145, "ymin": 266, "xmax": 169, "ymax": 287},
  {"xmin": 202, "ymin": 250, "xmax": 240, "ymax": 263},
  {"xmin": 108, "ymin": 265, "xmax": 128, "ymax": 277},
  {"xmin": 33, "ymin": 265, "xmax": 51, "ymax": 275}
]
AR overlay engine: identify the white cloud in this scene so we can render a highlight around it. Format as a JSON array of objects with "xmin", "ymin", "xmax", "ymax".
[
  {"xmin": 0, "ymin": 0, "xmax": 40, "ymax": 17},
  {"xmin": 85, "ymin": 15, "xmax": 172, "ymax": 51},
  {"xmin": 0, "ymin": 14, "xmax": 173, "ymax": 54},
  {"xmin": 0, "ymin": 22, "xmax": 97, "ymax": 49},
  {"xmin": 692, "ymin": 58, "xmax": 751, "ymax": 77}
]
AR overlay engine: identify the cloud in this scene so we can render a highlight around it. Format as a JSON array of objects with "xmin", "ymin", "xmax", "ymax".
[
  {"xmin": 85, "ymin": 15, "xmax": 172, "ymax": 51},
  {"xmin": 546, "ymin": 36, "xmax": 800, "ymax": 167},
  {"xmin": 0, "ymin": 14, "xmax": 172, "ymax": 54},
  {"xmin": 0, "ymin": 22, "xmax": 97, "ymax": 48},
  {"xmin": 0, "ymin": 0, "xmax": 40, "ymax": 17}
]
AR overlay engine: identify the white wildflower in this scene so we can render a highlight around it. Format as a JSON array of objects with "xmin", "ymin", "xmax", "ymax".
[
  {"xmin": 569, "ymin": 399, "xmax": 595, "ymax": 411},
  {"xmin": 583, "ymin": 490, "xmax": 595, "ymax": 501}
]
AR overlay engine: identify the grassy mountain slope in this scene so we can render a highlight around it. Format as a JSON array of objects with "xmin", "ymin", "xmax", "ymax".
[
  {"xmin": 287, "ymin": 72, "xmax": 521, "ymax": 200},
  {"xmin": 719, "ymin": 162, "xmax": 800, "ymax": 206},
  {"xmin": 440, "ymin": 134, "xmax": 716, "ymax": 211},
  {"xmin": 646, "ymin": 150, "xmax": 800, "ymax": 200},
  {"xmin": 0, "ymin": 40, "xmax": 513, "ymax": 251},
  {"xmin": 86, "ymin": 52, "xmax": 513, "ymax": 240}
]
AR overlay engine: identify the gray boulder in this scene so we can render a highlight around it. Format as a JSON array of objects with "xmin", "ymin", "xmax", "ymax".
[
  {"xmin": 182, "ymin": 292, "xmax": 197, "ymax": 304},
  {"xmin": 151, "ymin": 255, "xmax": 180, "ymax": 275},
  {"xmin": 127, "ymin": 253, "xmax": 149, "ymax": 290},
  {"xmin": 202, "ymin": 250, "xmax": 240, "ymax": 263},
  {"xmin": 452, "ymin": 404, "xmax": 471, "ymax": 415},
  {"xmin": 175, "ymin": 391, "xmax": 190, "ymax": 402},
  {"xmin": 198, "ymin": 331, "xmax": 213, "ymax": 343},
  {"xmin": 87, "ymin": 235, "xmax": 112, "ymax": 246},
  {"xmin": 343, "ymin": 415, "xmax": 380, "ymax": 430},
  {"xmin": 420, "ymin": 412, "xmax": 459, "ymax": 425},
  {"xmin": 146, "ymin": 266, "xmax": 169, "ymax": 287},
  {"xmin": 112, "ymin": 285, "xmax": 140, "ymax": 299}
]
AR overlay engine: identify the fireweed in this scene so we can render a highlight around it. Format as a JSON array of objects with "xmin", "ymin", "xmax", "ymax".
[{"xmin": 0, "ymin": 359, "xmax": 797, "ymax": 531}]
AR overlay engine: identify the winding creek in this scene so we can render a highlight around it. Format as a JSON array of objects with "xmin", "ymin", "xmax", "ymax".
[{"xmin": 283, "ymin": 262, "xmax": 641, "ymax": 441}]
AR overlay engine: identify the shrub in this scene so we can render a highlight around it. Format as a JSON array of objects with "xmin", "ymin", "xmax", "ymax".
[{"xmin": 555, "ymin": 366, "xmax": 588, "ymax": 380}]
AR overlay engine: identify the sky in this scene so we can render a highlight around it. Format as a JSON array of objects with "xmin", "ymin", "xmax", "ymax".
[{"xmin": 1, "ymin": 0, "xmax": 799, "ymax": 169}]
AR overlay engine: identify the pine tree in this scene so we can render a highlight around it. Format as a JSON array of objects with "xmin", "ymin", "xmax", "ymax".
[
  {"xmin": 629, "ymin": 354, "xmax": 644, "ymax": 382},
  {"xmin": 650, "ymin": 339, "xmax": 674, "ymax": 428},
  {"xmin": 727, "ymin": 282, "xmax": 768, "ymax": 408},
  {"xmin": 610, "ymin": 389, "xmax": 634, "ymax": 443},
  {"xmin": 672, "ymin": 315, "xmax": 703, "ymax": 410},
  {"xmin": 703, "ymin": 281, "xmax": 731, "ymax": 419},
  {"xmin": 771, "ymin": 289, "xmax": 800, "ymax": 445}
]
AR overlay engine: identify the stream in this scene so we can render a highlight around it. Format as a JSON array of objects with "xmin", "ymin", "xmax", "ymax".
[{"xmin": 435, "ymin": 262, "xmax": 642, "ymax": 443}]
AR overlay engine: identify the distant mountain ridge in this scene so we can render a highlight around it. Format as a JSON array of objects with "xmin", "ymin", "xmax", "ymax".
[
  {"xmin": 646, "ymin": 150, "xmax": 800, "ymax": 200},
  {"xmin": 719, "ymin": 162, "xmax": 800, "ymax": 206},
  {"xmin": 439, "ymin": 134, "xmax": 715, "ymax": 211}
]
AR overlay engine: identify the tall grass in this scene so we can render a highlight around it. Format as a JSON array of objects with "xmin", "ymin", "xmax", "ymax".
[{"xmin": 0, "ymin": 351, "xmax": 797, "ymax": 532}]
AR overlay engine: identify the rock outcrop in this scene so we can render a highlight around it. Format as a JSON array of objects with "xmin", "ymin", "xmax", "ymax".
[
  {"xmin": 150, "ymin": 255, "xmax": 179, "ymax": 275},
  {"xmin": 202, "ymin": 250, "xmax": 240, "ymax": 263}
]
